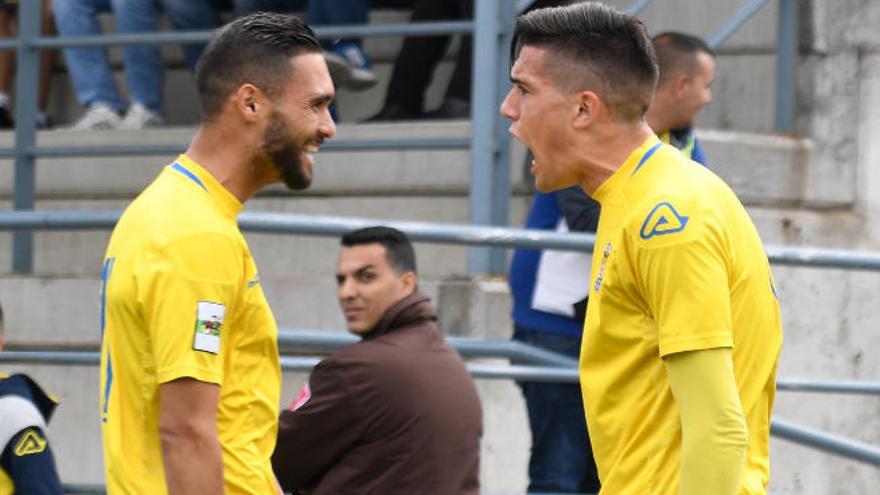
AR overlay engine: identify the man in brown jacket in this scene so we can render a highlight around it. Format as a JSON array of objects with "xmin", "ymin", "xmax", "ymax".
[{"xmin": 272, "ymin": 226, "xmax": 482, "ymax": 495}]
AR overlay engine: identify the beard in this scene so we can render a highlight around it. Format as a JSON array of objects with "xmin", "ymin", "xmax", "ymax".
[{"xmin": 261, "ymin": 110, "xmax": 312, "ymax": 191}]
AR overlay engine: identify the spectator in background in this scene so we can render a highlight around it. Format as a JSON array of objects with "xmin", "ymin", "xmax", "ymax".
[
  {"xmin": 0, "ymin": 0, "xmax": 57, "ymax": 129},
  {"xmin": 507, "ymin": 30, "xmax": 715, "ymax": 494},
  {"xmin": 273, "ymin": 227, "xmax": 482, "ymax": 495},
  {"xmin": 367, "ymin": 0, "xmax": 564, "ymax": 121},
  {"xmin": 52, "ymin": 0, "xmax": 221, "ymax": 130},
  {"xmin": 234, "ymin": 0, "xmax": 413, "ymax": 92},
  {"xmin": 508, "ymin": 185, "xmax": 602, "ymax": 494},
  {"xmin": 0, "ymin": 303, "xmax": 64, "ymax": 494},
  {"xmin": 646, "ymin": 31, "xmax": 716, "ymax": 163}
]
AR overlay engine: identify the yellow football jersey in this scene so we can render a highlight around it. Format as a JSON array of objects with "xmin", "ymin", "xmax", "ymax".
[
  {"xmin": 100, "ymin": 155, "xmax": 280, "ymax": 494},
  {"xmin": 582, "ymin": 136, "xmax": 783, "ymax": 494}
]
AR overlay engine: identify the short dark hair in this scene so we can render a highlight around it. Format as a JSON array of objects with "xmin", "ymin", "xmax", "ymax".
[
  {"xmin": 195, "ymin": 12, "xmax": 321, "ymax": 121},
  {"xmin": 340, "ymin": 226, "xmax": 417, "ymax": 275},
  {"xmin": 652, "ymin": 32, "xmax": 714, "ymax": 85},
  {"xmin": 511, "ymin": 2, "xmax": 658, "ymax": 122}
]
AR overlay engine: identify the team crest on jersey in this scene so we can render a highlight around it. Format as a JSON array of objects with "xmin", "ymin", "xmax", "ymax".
[
  {"xmin": 14, "ymin": 428, "xmax": 47, "ymax": 456},
  {"xmin": 639, "ymin": 201, "xmax": 689, "ymax": 239},
  {"xmin": 193, "ymin": 301, "xmax": 225, "ymax": 354},
  {"xmin": 289, "ymin": 382, "xmax": 312, "ymax": 411},
  {"xmin": 594, "ymin": 242, "xmax": 612, "ymax": 293}
]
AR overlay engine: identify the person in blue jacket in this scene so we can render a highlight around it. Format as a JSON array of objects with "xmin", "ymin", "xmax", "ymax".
[{"xmin": 0, "ymin": 303, "xmax": 63, "ymax": 494}]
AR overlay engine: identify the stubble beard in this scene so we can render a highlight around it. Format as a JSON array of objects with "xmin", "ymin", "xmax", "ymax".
[{"xmin": 262, "ymin": 110, "xmax": 312, "ymax": 191}]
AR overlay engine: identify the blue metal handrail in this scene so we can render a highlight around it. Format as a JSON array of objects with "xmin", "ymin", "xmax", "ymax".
[
  {"xmin": 4, "ymin": 210, "xmax": 880, "ymax": 272},
  {"xmin": 3, "ymin": 346, "xmax": 879, "ymax": 467}
]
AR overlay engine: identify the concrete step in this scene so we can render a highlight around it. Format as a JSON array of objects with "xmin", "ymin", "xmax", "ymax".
[
  {"xmin": 0, "ymin": 124, "xmax": 814, "ymax": 203},
  {"xmin": 0, "ymin": 120, "xmax": 529, "ymax": 199},
  {"xmin": 0, "ymin": 194, "xmax": 532, "ymax": 277}
]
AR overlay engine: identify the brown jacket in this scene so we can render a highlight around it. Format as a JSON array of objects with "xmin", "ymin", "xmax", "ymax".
[{"xmin": 272, "ymin": 291, "xmax": 482, "ymax": 495}]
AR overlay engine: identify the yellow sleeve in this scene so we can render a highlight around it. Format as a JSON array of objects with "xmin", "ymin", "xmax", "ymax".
[
  {"xmin": 629, "ymin": 197, "xmax": 733, "ymax": 356},
  {"xmin": 136, "ymin": 232, "xmax": 243, "ymax": 385},
  {"xmin": 664, "ymin": 348, "xmax": 748, "ymax": 495}
]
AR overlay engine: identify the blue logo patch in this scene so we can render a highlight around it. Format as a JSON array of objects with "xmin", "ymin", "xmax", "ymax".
[{"xmin": 639, "ymin": 202, "xmax": 689, "ymax": 239}]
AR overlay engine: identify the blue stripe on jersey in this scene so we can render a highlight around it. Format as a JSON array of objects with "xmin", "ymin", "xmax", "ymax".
[
  {"xmin": 631, "ymin": 142, "xmax": 663, "ymax": 177},
  {"xmin": 171, "ymin": 162, "xmax": 207, "ymax": 191},
  {"xmin": 100, "ymin": 257, "xmax": 115, "ymax": 338}
]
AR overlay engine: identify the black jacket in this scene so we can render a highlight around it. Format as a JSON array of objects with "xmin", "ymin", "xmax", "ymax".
[{"xmin": 273, "ymin": 291, "xmax": 482, "ymax": 494}]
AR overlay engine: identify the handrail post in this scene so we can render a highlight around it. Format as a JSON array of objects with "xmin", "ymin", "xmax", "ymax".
[
  {"xmin": 469, "ymin": 0, "xmax": 508, "ymax": 275},
  {"xmin": 491, "ymin": 0, "xmax": 515, "ymax": 273},
  {"xmin": 775, "ymin": 0, "xmax": 798, "ymax": 132},
  {"xmin": 11, "ymin": 0, "xmax": 40, "ymax": 273}
]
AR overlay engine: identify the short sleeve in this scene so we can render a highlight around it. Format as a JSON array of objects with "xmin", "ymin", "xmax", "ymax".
[
  {"xmin": 1, "ymin": 427, "xmax": 64, "ymax": 495},
  {"xmin": 136, "ymin": 232, "xmax": 243, "ymax": 385},
  {"xmin": 628, "ymin": 198, "xmax": 733, "ymax": 356}
]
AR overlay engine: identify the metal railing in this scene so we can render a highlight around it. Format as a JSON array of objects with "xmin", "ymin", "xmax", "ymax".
[
  {"xmin": 2, "ymin": 210, "xmax": 880, "ymax": 472},
  {"xmin": 4, "ymin": 0, "xmax": 798, "ymax": 274}
]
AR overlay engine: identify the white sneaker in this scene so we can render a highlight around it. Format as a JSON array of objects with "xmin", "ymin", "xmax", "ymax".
[
  {"xmin": 70, "ymin": 103, "xmax": 121, "ymax": 130},
  {"xmin": 118, "ymin": 103, "xmax": 164, "ymax": 130}
]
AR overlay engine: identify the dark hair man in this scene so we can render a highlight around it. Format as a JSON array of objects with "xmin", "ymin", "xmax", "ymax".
[
  {"xmin": 647, "ymin": 31, "xmax": 716, "ymax": 162},
  {"xmin": 272, "ymin": 226, "xmax": 482, "ymax": 495},
  {"xmin": 99, "ymin": 13, "xmax": 335, "ymax": 494},
  {"xmin": 501, "ymin": 3, "xmax": 782, "ymax": 495},
  {"xmin": 0, "ymin": 304, "xmax": 63, "ymax": 494}
]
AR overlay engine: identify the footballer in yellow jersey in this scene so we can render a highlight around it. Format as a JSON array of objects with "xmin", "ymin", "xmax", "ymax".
[
  {"xmin": 583, "ymin": 136, "xmax": 783, "ymax": 494},
  {"xmin": 100, "ymin": 155, "xmax": 280, "ymax": 494},
  {"xmin": 99, "ymin": 12, "xmax": 336, "ymax": 495}
]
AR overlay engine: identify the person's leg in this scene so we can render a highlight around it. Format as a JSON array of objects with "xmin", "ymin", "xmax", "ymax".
[
  {"xmin": 110, "ymin": 0, "xmax": 162, "ymax": 114},
  {"xmin": 39, "ymin": 0, "xmax": 58, "ymax": 120},
  {"xmin": 51, "ymin": 0, "xmax": 125, "ymax": 112},
  {"xmin": 0, "ymin": 5, "xmax": 15, "ymax": 127},
  {"xmin": 373, "ymin": 0, "xmax": 459, "ymax": 117},
  {"xmin": 436, "ymin": 0, "xmax": 471, "ymax": 116},
  {"xmin": 235, "ymin": 0, "xmax": 304, "ymax": 16},
  {"xmin": 513, "ymin": 326, "xmax": 599, "ymax": 493},
  {"xmin": 158, "ymin": 0, "xmax": 221, "ymax": 71}
]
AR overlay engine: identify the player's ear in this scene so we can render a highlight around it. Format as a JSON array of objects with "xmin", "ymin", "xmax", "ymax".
[
  {"xmin": 573, "ymin": 90, "xmax": 601, "ymax": 129},
  {"xmin": 234, "ymin": 83, "xmax": 264, "ymax": 122}
]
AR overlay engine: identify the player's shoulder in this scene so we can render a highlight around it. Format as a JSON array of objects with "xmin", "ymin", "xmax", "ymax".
[
  {"xmin": 117, "ymin": 172, "xmax": 240, "ymax": 248},
  {"xmin": 624, "ymin": 164, "xmax": 730, "ymax": 249}
]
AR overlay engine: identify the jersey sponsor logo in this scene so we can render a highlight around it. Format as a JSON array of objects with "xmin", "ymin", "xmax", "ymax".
[
  {"xmin": 289, "ymin": 382, "xmax": 311, "ymax": 411},
  {"xmin": 14, "ymin": 428, "xmax": 47, "ymax": 456},
  {"xmin": 594, "ymin": 242, "xmax": 612, "ymax": 293},
  {"xmin": 193, "ymin": 301, "xmax": 225, "ymax": 354},
  {"xmin": 639, "ymin": 202, "xmax": 689, "ymax": 239}
]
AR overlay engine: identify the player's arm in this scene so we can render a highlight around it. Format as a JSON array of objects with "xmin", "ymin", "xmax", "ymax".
[
  {"xmin": 0, "ymin": 427, "xmax": 64, "ymax": 494},
  {"xmin": 664, "ymin": 347, "xmax": 748, "ymax": 495},
  {"xmin": 159, "ymin": 377, "xmax": 223, "ymax": 495}
]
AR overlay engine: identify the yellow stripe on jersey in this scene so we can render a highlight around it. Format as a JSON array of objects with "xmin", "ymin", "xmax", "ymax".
[
  {"xmin": 100, "ymin": 155, "xmax": 280, "ymax": 494},
  {"xmin": 581, "ymin": 136, "xmax": 782, "ymax": 494}
]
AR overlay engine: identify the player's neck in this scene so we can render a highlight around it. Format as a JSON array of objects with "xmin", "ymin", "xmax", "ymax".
[
  {"xmin": 185, "ymin": 126, "xmax": 268, "ymax": 203},
  {"xmin": 577, "ymin": 122, "xmax": 655, "ymax": 195}
]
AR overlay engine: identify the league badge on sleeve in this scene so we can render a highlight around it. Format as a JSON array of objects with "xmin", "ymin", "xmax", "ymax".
[{"xmin": 193, "ymin": 301, "xmax": 225, "ymax": 354}]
